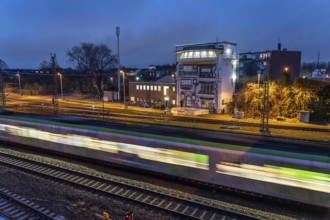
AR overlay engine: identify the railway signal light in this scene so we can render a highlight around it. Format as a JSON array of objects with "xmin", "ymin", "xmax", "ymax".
[{"xmin": 124, "ymin": 211, "xmax": 134, "ymax": 220}]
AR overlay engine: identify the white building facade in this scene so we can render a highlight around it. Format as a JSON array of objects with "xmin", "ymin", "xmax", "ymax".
[{"xmin": 175, "ymin": 41, "xmax": 238, "ymax": 113}]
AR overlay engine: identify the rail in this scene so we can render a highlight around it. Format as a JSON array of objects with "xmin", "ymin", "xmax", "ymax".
[{"xmin": 0, "ymin": 151, "xmax": 260, "ymax": 220}]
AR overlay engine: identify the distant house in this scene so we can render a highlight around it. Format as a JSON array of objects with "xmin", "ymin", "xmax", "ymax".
[
  {"xmin": 239, "ymin": 43, "xmax": 301, "ymax": 82},
  {"xmin": 175, "ymin": 41, "xmax": 238, "ymax": 113},
  {"xmin": 128, "ymin": 75, "xmax": 176, "ymax": 109}
]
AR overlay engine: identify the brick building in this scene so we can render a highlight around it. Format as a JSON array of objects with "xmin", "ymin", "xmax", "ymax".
[
  {"xmin": 239, "ymin": 43, "xmax": 301, "ymax": 82},
  {"xmin": 128, "ymin": 75, "xmax": 176, "ymax": 109}
]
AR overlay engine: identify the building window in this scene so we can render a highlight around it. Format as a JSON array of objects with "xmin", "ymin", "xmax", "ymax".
[
  {"xmin": 147, "ymin": 85, "xmax": 150, "ymax": 90},
  {"xmin": 139, "ymin": 85, "xmax": 143, "ymax": 90},
  {"xmin": 163, "ymin": 86, "xmax": 169, "ymax": 96},
  {"xmin": 158, "ymin": 86, "xmax": 161, "ymax": 91},
  {"xmin": 200, "ymin": 83, "xmax": 214, "ymax": 94},
  {"xmin": 186, "ymin": 96, "xmax": 191, "ymax": 107},
  {"xmin": 181, "ymin": 79, "xmax": 192, "ymax": 86},
  {"xmin": 181, "ymin": 94, "xmax": 185, "ymax": 100},
  {"xmin": 200, "ymin": 66, "xmax": 214, "ymax": 78},
  {"xmin": 136, "ymin": 85, "xmax": 139, "ymax": 90},
  {"xmin": 151, "ymin": 86, "xmax": 153, "ymax": 91},
  {"xmin": 172, "ymin": 100, "xmax": 176, "ymax": 105},
  {"xmin": 172, "ymin": 86, "xmax": 175, "ymax": 92}
]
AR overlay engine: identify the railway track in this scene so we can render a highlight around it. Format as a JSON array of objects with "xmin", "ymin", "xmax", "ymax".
[
  {"xmin": 0, "ymin": 151, "xmax": 260, "ymax": 220},
  {"xmin": 8, "ymin": 104, "xmax": 330, "ymax": 133},
  {"xmin": 0, "ymin": 187, "xmax": 64, "ymax": 220}
]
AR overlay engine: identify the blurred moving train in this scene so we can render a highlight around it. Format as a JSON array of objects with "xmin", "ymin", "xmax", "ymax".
[{"xmin": 0, "ymin": 117, "xmax": 329, "ymax": 208}]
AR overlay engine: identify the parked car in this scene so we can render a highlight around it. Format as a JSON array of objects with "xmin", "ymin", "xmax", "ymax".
[{"xmin": 137, "ymin": 102, "xmax": 150, "ymax": 108}]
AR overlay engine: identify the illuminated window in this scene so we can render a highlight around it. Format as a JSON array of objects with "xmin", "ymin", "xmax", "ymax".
[
  {"xmin": 163, "ymin": 86, "xmax": 169, "ymax": 96},
  {"xmin": 158, "ymin": 86, "xmax": 161, "ymax": 91},
  {"xmin": 139, "ymin": 85, "xmax": 143, "ymax": 90},
  {"xmin": 208, "ymin": 51, "xmax": 215, "ymax": 57},
  {"xmin": 180, "ymin": 50, "xmax": 216, "ymax": 59},
  {"xmin": 143, "ymin": 85, "xmax": 146, "ymax": 90},
  {"xmin": 151, "ymin": 86, "xmax": 153, "ymax": 91},
  {"xmin": 172, "ymin": 86, "xmax": 175, "ymax": 92},
  {"xmin": 136, "ymin": 85, "xmax": 139, "ymax": 90},
  {"xmin": 147, "ymin": 85, "xmax": 150, "ymax": 90},
  {"xmin": 172, "ymin": 100, "xmax": 176, "ymax": 105}
]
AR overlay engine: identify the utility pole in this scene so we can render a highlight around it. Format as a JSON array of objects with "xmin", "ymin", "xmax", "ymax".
[
  {"xmin": 260, "ymin": 59, "xmax": 271, "ymax": 135},
  {"xmin": 51, "ymin": 53, "xmax": 59, "ymax": 116},
  {"xmin": 0, "ymin": 70, "xmax": 6, "ymax": 112},
  {"xmin": 116, "ymin": 26, "xmax": 121, "ymax": 101}
]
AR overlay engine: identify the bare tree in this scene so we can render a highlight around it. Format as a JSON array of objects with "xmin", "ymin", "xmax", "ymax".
[
  {"xmin": 66, "ymin": 43, "xmax": 117, "ymax": 97},
  {"xmin": 0, "ymin": 59, "xmax": 8, "ymax": 70},
  {"xmin": 39, "ymin": 60, "xmax": 50, "ymax": 69}
]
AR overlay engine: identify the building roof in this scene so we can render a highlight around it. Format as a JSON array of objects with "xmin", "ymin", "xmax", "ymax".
[
  {"xmin": 155, "ymin": 75, "xmax": 175, "ymax": 83},
  {"xmin": 175, "ymin": 41, "xmax": 236, "ymax": 52}
]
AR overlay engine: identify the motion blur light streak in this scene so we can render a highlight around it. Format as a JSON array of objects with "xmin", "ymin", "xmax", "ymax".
[
  {"xmin": 0, "ymin": 123, "xmax": 209, "ymax": 169},
  {"xmin": 0, "ymin": 117, "xmax": 329, "ymax": 207},
  {"xmin": 216, "ymin": 162, "xmax": 330, "ymax": 193}
]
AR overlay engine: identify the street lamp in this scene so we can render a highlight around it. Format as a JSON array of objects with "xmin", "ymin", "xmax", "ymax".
[
  {"xmin": 57, "ymin": 73, "xmax": 63, "ymax": 99},
  {"xmin": 16, "ymin": 73, "xmax": 21, "ymax": 96},
  {"xmin": 120, "ymin": 70, "xmax": 127, "ymax": 109}
]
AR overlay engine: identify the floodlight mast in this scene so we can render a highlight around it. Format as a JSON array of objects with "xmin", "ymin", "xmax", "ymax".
[
  {"xmin": 260, "ymin": 58, "xmax": 271, "ymax": 135},
  {"xmin": 116, "ymin": 26, "xmax": 121, "ymax": 101}
]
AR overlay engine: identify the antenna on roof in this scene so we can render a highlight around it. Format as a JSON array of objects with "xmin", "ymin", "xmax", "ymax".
[{"xmin": 277, "ymin": 36, "xmax": 282, "ymax": 51}]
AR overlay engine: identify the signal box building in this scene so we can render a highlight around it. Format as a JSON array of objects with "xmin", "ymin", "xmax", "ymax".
[{"xmin": 175, "ymin": 41, "xmax": 238, "ymax": 113}]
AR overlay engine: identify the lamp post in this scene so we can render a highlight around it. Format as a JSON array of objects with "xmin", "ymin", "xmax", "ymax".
[
  {"xmin": 0, "ymin": 70, "xmax": 6, "ymax": 112},
  {"xmin": 120, "ymin": 70, "xmax": 127, "ymax": 109},
  {"xmin": 57, "ymin": 73, "xmax": 63, "ymax": 99},
  {"xmin": 16, "ymin": 73, "xmax": 21, "ymax": 96}
]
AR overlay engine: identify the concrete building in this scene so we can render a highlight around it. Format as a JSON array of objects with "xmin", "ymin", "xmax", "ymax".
[
  {"xmin": 239, "ymin": 43, "xmax": 301, "ymax": 82},
  {"xmin": 128, "ymin": 75, "xmax": 176, "ymax": 109},
  {"xmin": 175, "ymin": 41, "xmax": 238, "ymax": 113}
]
